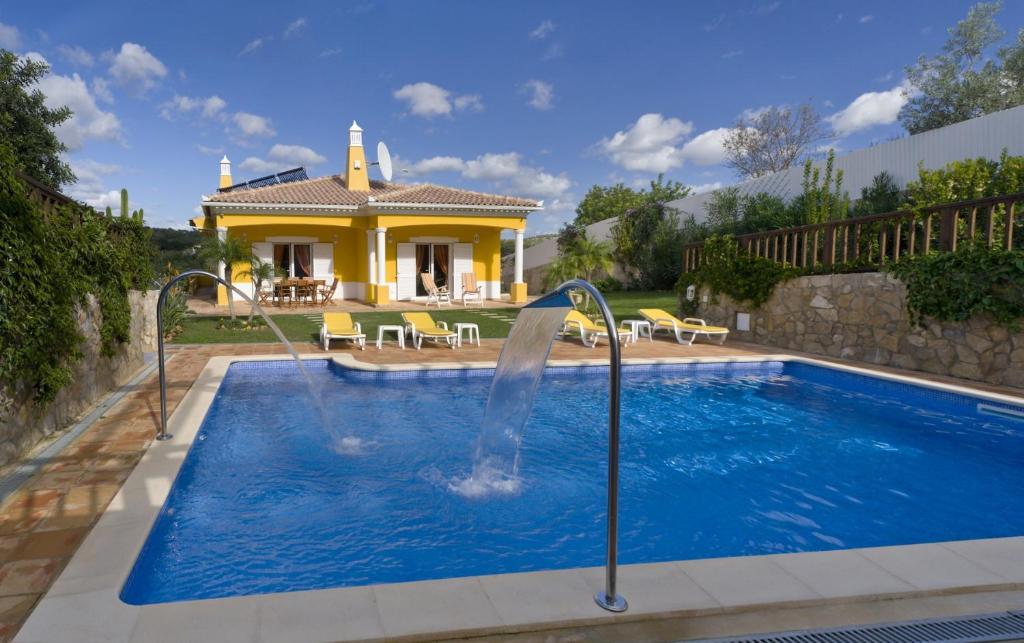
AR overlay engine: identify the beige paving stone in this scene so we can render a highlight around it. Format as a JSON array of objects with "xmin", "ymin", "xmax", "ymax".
[
  {"xmin": 939, "ymin": 537, "xmax": 1024, "ymax": 582},
  {"xmin": 15, "ymin": 588, "xmax": 139, "ymax": 643},
  {"xmin": 578, "ymin": 563, "xmax": 720, "ymax": 615},
  {"xmin": 375, "ymin": 576, "xmax": 502, "ymax": 639},
  {"xmin": 773, "ymin": 549, "xmax": 915, "ymax": 599},
  {"xmin": 858, "ymin": 543, "xmax": 1008, "ymax": 591},
  {"xmin": 130, "ymin": 596, "xmax": 258, "ymax": 643},
  {"xmin": 478, "ymin": 568, "xmax": 607, "ymax": 628},
  {"xmin": 679, "ymin": 555, "xmax": 821, "ymax": 607},
  {"xmin": 257, "ymin": 587, "xmax": 385, "ymax": 643}
]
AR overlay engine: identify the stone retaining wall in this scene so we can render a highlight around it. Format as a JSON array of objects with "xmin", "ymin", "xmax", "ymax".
[
  {"xmin": 688, "ymin": 272, "xmax": 1024, "ymax": 389},
  {"xmin": 0, "ymin": 290, "xmax": 158, "ymax": 466}
]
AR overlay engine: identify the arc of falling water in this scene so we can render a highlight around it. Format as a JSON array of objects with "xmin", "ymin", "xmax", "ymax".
[{"xmin": 155, "ymin": 269, "xmax": 329, "ymax": 442}]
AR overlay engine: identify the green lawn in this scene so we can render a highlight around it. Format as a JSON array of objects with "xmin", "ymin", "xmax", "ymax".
[{"xmin": 170, "ymin": 291, "xmax": 680, "ymax": 344}]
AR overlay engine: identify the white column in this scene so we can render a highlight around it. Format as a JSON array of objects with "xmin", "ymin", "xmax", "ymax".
[
  {"xmin": 216, "ymin": 227, "xmax": 227, "ymax": 280},
  {"xmin": 366, "ymin": 230, "xmax": 377, "ymax": 284},
  {"xmin": 514, "ymin": 229, "xmax": 524, "ymax": 283},
  {"xmin": 375, "ymin": 228, "xmax": 387, "ymax": 290}
]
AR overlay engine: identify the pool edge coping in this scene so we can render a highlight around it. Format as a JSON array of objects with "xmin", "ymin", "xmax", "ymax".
[{"xmin": 15, "ymin": 352, "xmax": 1024, "ymax": 642}]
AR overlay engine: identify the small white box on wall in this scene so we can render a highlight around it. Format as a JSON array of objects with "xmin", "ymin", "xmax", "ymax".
[{"xmin": 736, "ymin": 312, "xmax": 751, "ymax": 332}]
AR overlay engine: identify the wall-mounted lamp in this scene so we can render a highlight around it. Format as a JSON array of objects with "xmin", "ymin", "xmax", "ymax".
[
  {"xmin": 387, "ymin": 233, "xmax": 395, "ymax": 244},
  {"xmin": 472, "ymin": 233, "xmax": 480, "ymax": 244}
]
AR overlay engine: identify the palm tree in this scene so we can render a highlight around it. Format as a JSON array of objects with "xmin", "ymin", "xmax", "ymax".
[
  {"xmin": 543, "ymin": 233, "xmax": 613, "ymax": 310},
  {"xmin": 237, "ymin": 256, "xmax": 279, "ymax": 325},
  {"xmin": 199, "ymin": 233, "xmax": 250, "ymax": 320}
]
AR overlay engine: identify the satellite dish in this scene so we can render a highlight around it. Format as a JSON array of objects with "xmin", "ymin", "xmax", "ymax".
[{"xmin": 376, "ymin": 141, "xmax": 393, "ymax": 182}]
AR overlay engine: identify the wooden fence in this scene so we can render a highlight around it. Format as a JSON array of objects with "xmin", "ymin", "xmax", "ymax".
[{"xmin": 681, "ymin": 191, "xmax": 1024, "ymax": 273}]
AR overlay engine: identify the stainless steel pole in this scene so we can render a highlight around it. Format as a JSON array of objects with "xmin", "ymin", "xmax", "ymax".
[{"xmin": 556, "ymin": 280, "xmax": 627, "ymax": 613}]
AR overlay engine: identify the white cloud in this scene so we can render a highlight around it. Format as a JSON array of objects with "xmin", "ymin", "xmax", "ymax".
[
  {"xmin": 232, "ymin": 111, "xmax": 276, "ymax": 139},
  {"xmin": 859, "ymin": 14, "xmax": 873, "ymax": 23},
  {"xmin": 522, "ymin": 79, "xmax": 554, "ymax": 110},
  {"xmin": 283, "ymin": 18, "xmax": 306, "ymax": 38},
  {"xmin": 597, "ymin": 113, "xmax": 694, "ymax": 172},
  {"xmin": 690, "ymin": 182, "xmax": 723, "ymax": 195},
  {"xmin": 239, "ymin": 37, "xmax": 267, "ymax": 56},
  {"xmin": 197, "ymin": 144, "xmax": 225, "ymax": 156},
  {"xmin": 35, "ymin": 72, "xmax": 122, "ymax": 150},
  {"xmin": 827, "ymin": 82, "xmax": 910, "ymax": 136},
  {"xmin": 320, "ymin": 47, "xmax": 342, "ymax": 58},
  {"xmin": 721, "ymin": 49, "xmax": 744, "ymax": 59},
  {"xmin": 679, "ymin": 127, "xmax": 732, "ymax": 165},
  {"xmin": 161, "ymin": 94, "xmax": 227, "ymax": 121},
  {"xmin": 0, "ymin": 22, "xmax": 21, "ymax": 50},
  {"xmin": 752, "ymin": 2, "xmax": 780, "ymax": 15},
  {"xmin": 106, "ymin": 42, "xmax": 167, "ymax": 94},
  {"xmin": 463, "ymin": 152, "xmax": 521, "ymax": 180},
  {"xmin": 57, "ymin": 44, "xmax": 94, "ymax": 67},
  {"xmin": 268, "ymin": 144, "xmax": 326, "ymax": 165},
  {"xmin": 66, "ymin": 159, "xmax": 122, "ymax": 209},
  {"xmin": 399, "ymin": 151, "xmax": 570, "ymax": 201},
  {"xmin": 239, "ymin": 144, "xmax": 326, "ymax": 174},
  {"xmin": 91, "ymin": 77, "xmax": 113, "ymax": 104},
  {"xmin": 529, "ymin": 19, "xmax": 555, "ymax": 39},
  {"xmin": 399, "ymin": 155, "xmax": 466, "ymax": 176},
  {"xmin": 453, "ymin": 94, "xmax": 484, "ymax": 112},
  {"xmin": 393, "ymin": 82, "xmax": 482, "ymax": 117}
]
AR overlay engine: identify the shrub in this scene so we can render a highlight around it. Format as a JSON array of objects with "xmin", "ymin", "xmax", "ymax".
[
  {"xmin": 0, "ymin": 144, "xmax": 153, "ymax": 405},
  {"xmin": 679, "ymin": 235, "xmax": 794, "ymax": 308},
  {"xmin": 888, "ymin": 244, "xmax": 1024, "ymax": 328}
]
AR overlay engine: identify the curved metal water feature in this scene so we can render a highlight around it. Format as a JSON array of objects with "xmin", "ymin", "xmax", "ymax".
[
  {"xmin": 555, "ymin": 280, "xmax": 627, "ymax": 613},
  {"xmin": 492, "ymin": 280, "xmax": 626, "ymax": 612},
  {"xmin": 155, "ymin": 269, "xmax": 308, "ymax": 442}
]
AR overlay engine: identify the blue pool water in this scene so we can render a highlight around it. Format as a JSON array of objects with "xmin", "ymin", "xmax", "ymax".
[{"xmin": 121, "ymin": 360, "xmax": 1024, "ymax": 605}]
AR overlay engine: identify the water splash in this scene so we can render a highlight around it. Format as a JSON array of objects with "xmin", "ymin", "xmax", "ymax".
[{"xmin": 451, "ymin": 293, "xmax": 572, "ymax": 498}]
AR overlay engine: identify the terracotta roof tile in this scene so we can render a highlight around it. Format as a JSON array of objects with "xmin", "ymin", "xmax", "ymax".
[{"xmin": 204, "ymin": 174, "xmax": 539, "ymax": 209}]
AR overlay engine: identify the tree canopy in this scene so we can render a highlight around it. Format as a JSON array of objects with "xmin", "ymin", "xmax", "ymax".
[
  {"xmin": 0, "ymin": 50, "xmax": 75, "ymax": 188},
  {"xmin": 722, "ymin": 103, "xmax": 826, "ymax": 179},
  {"xmin": 571, "ymin": 174, "xmax": 690, "ymax": 227},
  {"xmin": 900, "ymin": 1, "xmax": 1024, "ymax": 134}
]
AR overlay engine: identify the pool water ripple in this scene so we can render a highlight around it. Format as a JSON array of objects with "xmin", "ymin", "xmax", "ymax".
[{"xmin": 121, "ymin": 361, "xmax": 1024, "ymax": 604}]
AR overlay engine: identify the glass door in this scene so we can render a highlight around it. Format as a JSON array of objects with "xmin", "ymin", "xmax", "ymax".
[{"xmin": 414, "ymin": 244, "xmax": 451, "ymax": 296}]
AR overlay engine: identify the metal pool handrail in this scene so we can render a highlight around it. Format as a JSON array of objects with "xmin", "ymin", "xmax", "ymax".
[
  {"xmin": 553, "ymin": 279, "xmax": 628, "ymax": 613},
  {"xmin": 155, "ymin": 269, "xmax": 291, "ymax": 442}
]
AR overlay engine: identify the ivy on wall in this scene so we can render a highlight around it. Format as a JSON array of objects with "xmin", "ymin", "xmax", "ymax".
[
  {"xmin": 677, "ymin": 235, "xmax": 794, "ymax": 309},
  {"xmin": 888, "ymin": 244, "xmax": 1024, "ymax": 328},
  {"xmin": 0, "ymin": 145, "xmax": 154, "ymax": 405}
]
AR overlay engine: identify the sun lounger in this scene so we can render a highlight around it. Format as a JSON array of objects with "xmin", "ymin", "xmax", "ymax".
[
  {"xmin": 562, "ymin": 310, "xmax": 632, "ymax": 348},
  {"xmin": 401, "ymin": 312, "xmax": 457, "ymax": 350},
  {"xmin": 638, "ymin": 308, "xmax": 729, "ymax": 345},
  {"xmin": 320, "ymin": 312, "xmax": 365, "ymax": 350}
]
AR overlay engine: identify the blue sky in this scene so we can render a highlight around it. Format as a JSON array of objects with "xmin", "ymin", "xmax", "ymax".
[{"xmin": 2, "ymin": 1, "xmax": 1021, "ymax": 232}]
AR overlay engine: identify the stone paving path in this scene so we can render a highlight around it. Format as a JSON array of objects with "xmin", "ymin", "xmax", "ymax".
[{"xmin": 0, "ymin": 337, "xmax": 1018, "ymax": 640}]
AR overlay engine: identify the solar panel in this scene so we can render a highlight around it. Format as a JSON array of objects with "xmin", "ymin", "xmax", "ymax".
[{"xmin": 218, "ymin": 167, "xmax": 308, "ymax": 192}]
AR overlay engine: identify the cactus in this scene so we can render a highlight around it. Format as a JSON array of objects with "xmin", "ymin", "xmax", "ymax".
[
  {"xmin": 104, "ymin": 188, "xmax": 146, "ymax": 224},
  {"xmin": 120, "ymin": 188, "xmax": 129, "ymax": 219}
]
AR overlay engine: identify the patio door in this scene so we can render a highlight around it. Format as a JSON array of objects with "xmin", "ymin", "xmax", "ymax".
[
  {"xmin": 273, "ymin": 243, "xmax": 313, "ymax": 278},
  {"xmin": 414, "ymin": 244, "xmax": 452, "ymax": 297}
]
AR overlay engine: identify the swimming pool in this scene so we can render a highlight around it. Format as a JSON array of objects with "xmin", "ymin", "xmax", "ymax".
[{"xmin": 121, "ymin": 359, "xmax": 1024, "ymax": 605}]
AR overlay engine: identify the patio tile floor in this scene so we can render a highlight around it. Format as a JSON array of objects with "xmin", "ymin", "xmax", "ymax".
[{"xmin": 0, "ymin": 337, "xmax": 1020, "ymax": 641}]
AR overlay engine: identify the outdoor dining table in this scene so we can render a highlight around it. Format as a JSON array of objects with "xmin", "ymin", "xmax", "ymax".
[{"xmin": 272, "ymin": 278, "xmax": 326, "ymax": 306}]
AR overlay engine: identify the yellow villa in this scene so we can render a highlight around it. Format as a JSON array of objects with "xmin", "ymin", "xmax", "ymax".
[{"xmin": 191, "ymin": 121, "xmax": 540, "ymax": 306}]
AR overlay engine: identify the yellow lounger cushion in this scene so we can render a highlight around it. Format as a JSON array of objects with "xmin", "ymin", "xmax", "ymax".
[
  {"xmin": 401, "ymin": 312, "xmax": 454, "ymax": 335},
  {"xmin": 323, "ymin": 313, "xmax": 361, "ymax": 335},
  {"xmin": 565, "ymin": 310, "xmax": 629, "ymax": 334},
  {"xmin": 638, "ymin": 308, "xmax": 728, "ymax": 333}
]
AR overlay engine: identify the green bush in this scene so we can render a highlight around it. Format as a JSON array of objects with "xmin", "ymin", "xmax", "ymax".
[
  {"xmin": 888, "ymin": 244, "xmax": 1024, "ymax": 328},
  {"xmin": 0, "ymin": 145, "xmax": 154, "ymax": 405},
  {"xmin": 593, "ymin": 276, "xmax": 623, "ymax": 292},
  {"xmin": 678, "ymin": 235, "xmax": 794, "ymax": 308}
]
